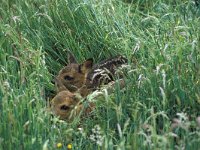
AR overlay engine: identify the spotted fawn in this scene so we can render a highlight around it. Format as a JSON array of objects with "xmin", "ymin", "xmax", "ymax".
[{"xmin": 55, "ymin": 52, "xmax": 127, "ymax": 97}]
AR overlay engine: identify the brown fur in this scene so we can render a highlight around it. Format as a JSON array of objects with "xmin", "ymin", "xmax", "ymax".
[
  {"xmin": 55, "ymin": 53, "xmax": 127, "ymax": 97},
  {"xmin": 51, "ymin": 52, "xmax": 127, "ymax": 121},
  {"xmin": 56, "ymin": 58, "xmax": 93, "ymax": 94},
  {"xmin": 50, "ymin": 90, "xmax": 94, "ymax": 121}
]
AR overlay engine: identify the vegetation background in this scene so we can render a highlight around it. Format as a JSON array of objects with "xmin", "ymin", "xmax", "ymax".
[{"xmin": 0, "ymin": 0, "xmax": 200, "ymax": 149}]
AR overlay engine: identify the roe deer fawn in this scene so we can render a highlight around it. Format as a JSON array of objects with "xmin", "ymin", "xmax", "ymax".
[
  {"xmin": 55, "ymin": 52, "xmax": 93, "ymax": 95},
  {"xmin": 50, "ymin": 90, "xmax": 95, "ymax": 120},
  {"xmin": 55, "ymin": 52, "xmax": 127, "ymax": 97}
]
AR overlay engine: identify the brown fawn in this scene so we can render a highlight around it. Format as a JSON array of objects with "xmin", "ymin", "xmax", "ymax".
[
  {"xmin": 55, "ymin": 52, "xmax": 127, "ymax": 97},
  {"xmin": 51, "ymin": 90, "xmax": 95, "ymax": 120},
  {"xmin": 55, "ymin": 52, "xmax": 93, "ymax": 96},
  {"xmin": 51, "ymin": 52, "xmax": 127, "ymax": 120}
]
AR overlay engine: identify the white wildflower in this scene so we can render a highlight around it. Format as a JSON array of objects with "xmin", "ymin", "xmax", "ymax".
[
  {"xmin": 89, "ymin": 124, "xmax": 104, "ymax": 146},
  {"xmin": 89, "ymin": 134, "xmax": 95, "ymax": 141}
]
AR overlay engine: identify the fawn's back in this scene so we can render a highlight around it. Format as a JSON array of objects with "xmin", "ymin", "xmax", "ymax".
[{"xmin": 86, "ymin": 55, "xmax": 127, "ymax": 90}]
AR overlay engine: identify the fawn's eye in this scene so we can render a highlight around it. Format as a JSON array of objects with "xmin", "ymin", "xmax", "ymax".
[
  {"xmin": 64, "ymin": 75, "xmax": 74, "ymax": 81},
  {"xmin": 60, "ymin": 105, "xmax": 70, "ymax": 110}
]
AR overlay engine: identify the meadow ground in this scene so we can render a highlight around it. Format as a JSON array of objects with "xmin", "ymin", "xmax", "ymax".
[{"xmin": 0, "ymin": 0, "xmax": 200, "ymax": 149}]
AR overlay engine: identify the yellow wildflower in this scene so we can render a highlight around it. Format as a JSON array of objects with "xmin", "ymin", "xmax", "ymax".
[
  {"xmin": 67, "ymin": 144, "xmax": 72, "ymax": 149},
  {"xmin": 56, "ymin": 143, "xmax": 62, "ymax": 148}
]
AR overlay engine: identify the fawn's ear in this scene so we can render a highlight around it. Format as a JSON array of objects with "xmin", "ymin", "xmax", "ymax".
[
  {"xmin": 67, "ymin": 51, "xmax": 77, "ymax": 63},
  {"xmin": 79, "ymin": 58, "xmax": 93, "ymax": 74}
]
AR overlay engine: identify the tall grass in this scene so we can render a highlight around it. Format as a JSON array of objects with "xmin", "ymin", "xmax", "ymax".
[{"xmin": 0, "ymin": 0, "xmax": 200, "ymax": 149}]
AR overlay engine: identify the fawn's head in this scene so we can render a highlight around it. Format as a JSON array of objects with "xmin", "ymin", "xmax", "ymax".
[
  {"xmin": 50, "ymin": 90, "xmax": 95, "ymax": 120},
  {"xmin": 55, "ymin": 52, "xmax": 93, "ymax": 93},
  {"xmin": 50, "ymin": 90, "xmax": 82, "ymax": 120}
]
